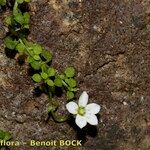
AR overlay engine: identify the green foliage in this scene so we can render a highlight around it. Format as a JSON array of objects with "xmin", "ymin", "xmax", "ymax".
[
  {"xmin": 0, "ymin": 130, "xmax": 11, "ymax": 141},
  {"xmin": 2, "ymin": 0, "xmax": 78, "ymax": 123},
  {"xmin": 16, "ymin": 42, "xmax": 26, "ymax": 53},
  {"xmin": 65, "ymin": 67, "xmax": 75, "ymax": 78},
  {"xmin": 47, "ymin": 68, "xmax": 56, "ymax": 77},
  {"xmin": 41, "ymin": 72, "xmax": 48, "ymax": 79},
  {"xmin": 67, "ymin": 91, "xmax": 74, "ymax": 100},
  {"xmin": 32, "ymin": 74, "xmax": 42, "ymax": 83},
  {"xmin": 41, "ymin": 49, "xmax": 52, "ymax": 62},
  {"xmin": 46, "ymin": 79, "xmax": 54, "ymax": 86},
  {"xmin": 54, "ymin": 78, "xmax": 63, "ymax": 87},
  {"xmin": 33, "ymin": 44, "xmax": 42, "ymax": 55},
  {"xmin": 4, "ymin": 36, "xmax": 18, "ymax": 50},
  {"xmin": 65, "ymin": 78, "xmax": 77, "ymax": 88},
  {"xmin": 30, "ymin": 61, "xmax": 41, "ymax": 70},
  {"xmin": 0, "ymin": 0, "xmax": 6, "ymax": 6}
]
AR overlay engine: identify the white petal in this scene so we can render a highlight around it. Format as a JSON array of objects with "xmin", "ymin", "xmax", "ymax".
[
  {"xmin": 78, "ymin": 91, "xmax": 89, "ymax": 107},
  {"xmin": 85, "ymin": 114, "xmax": 98, "ymax": 125},
  {"xmin": 75, "ymin": 115, "xmax": 87, "ymax": 129},
  {"xmin": 66, "ymin": 102, "xmax": 78, "ymax": 114},
  {"xmin": 86, "ymin": 103, "xmax": 101, "ymax": 114}
]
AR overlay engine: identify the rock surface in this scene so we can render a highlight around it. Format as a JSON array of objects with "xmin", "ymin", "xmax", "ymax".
[{"xmin": 0, "ymin": 0, "xmax": 150, "ymax": 149}]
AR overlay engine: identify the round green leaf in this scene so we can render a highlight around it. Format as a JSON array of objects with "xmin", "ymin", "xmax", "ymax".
[
  {"xmin": 41, "ymin": 64, "xmax": 48, "ymax": 72},
  {"xmin": 23, "ymin": 12, "xmax": 30, "ymax": 24},
  {"xmin": 64, "ymin": 67, "xmax": 75, "ymax": 78},
  {"xmin": 14, "ymin": 13, "xmax": 24, "ymax": 25},
  {"xmin": 67, "ymin": 91, "xmax": 74, "ymax": 100},
  {"xmin": 27, "ymin": 56, "xmax": 34, "ymax": 63},
  {"xmin": 46, "ymin": 79, "xmax": 54, "ymax": 86},
  {"xmin": 47, "ymin": 68, "xmax": 56, "ymax": 77},
  {"xmin": 4, "ymin": 36, "xmax": 18, "ymax": 50},
  {"xmin": 16, "ymin": 43, "xmax": 26, "ymax": 53},
  {"xmin": 33, "ymin": 55, "xmax": 41, "ymax": 60},
  {"xmin": 65, "ymin": 78, "xmax": 77, "ymax": 88},
  {"xmin": 54, "ymin": 78, "xmax": 62, "ymax": 87},
  {"xmin": 32, "ymin": 74, "xmax": 42, "ymax": 83},
  {"xmin": 59, "ymin": 74, "xmax": 65, "ymax": 80},
  {"xmin": 41, "ymin": 49, "xmax": 52, "ymax": 62},
  {"xmin": 41, "ymin": 72, "xmax": 48, "ymax": 80},
  {"xmin": 30, "ymin": 61, "xmax": 41, "ymax": 70},
  {"xmin": 33, "ymin": 44, "xmax": 42, "ymax": 55}
]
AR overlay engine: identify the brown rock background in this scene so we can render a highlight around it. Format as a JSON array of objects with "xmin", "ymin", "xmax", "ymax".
[{"xmin": 0, "ymin": 0, "xmax": 150, "ymax": 149}]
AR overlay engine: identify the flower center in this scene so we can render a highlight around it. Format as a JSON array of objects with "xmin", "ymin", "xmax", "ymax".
[{"xmin": 78, "ymin": 107, "xmax": 86, "ymax": 116}]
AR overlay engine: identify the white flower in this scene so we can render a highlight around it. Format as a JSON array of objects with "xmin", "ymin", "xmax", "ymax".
[{"xmin": 66, "ymin": 91, "xmax": 101, "ymax": 129}]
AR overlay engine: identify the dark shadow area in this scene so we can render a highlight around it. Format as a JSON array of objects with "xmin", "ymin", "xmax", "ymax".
[
  {"xmin": 17, "ymin": 29, "xmax": 30, "ymax": 38},
  {"xmin": 6, "ymin": 0, "xmax": 15, "ymax": 9},
  {"xmin": 55, "ymin": 87, "xmax": 63, "ymax": 97},
  {"xmin": 17, "ymin": 55, "xmax": 26, "ymax": 65},
  {"xmin": 27, "ymin": 66, "xmax": 39, "ymax": 76},
  {"xmin": 33, "ymin": 86, "xmax": 43, "ymax": 97},
  {"xmin": 18, "ymin": 2, "xmax": 30, "ymax": 13},
  {"xmin": 5, "ymin": 48, "xmax": 17, "ymax": 58},
  {"xmin": 0, "ymin": 6, "xmax": 6, "ymax": 12},
  {"xmin": 0, "ymin": 146, "xmax": 10, "ymax": 150},
  {"xmin": 67, "ymin": 116, "xmax": 98, "ymax": 145}
]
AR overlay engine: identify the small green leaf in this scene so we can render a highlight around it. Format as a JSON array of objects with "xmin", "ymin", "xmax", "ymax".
[
  {"xmin": 3, "ymin": 132, "xmax": 12, "ymax": 141},
  {"xmin": 24, "ymin": 24, "xmax": 29, "ymax": 29},
  {"xmin": 33, "ymin": 55, "xmax": 41, "ymax": 60},
  {"xmin": 30, "ymin": 61, "xmax": 41, "ymax": 70},
  {"xmin": 0, "ymin": 0, "xmax": 6, "ymax": 6},
  {"xmin": 41, "ymin": 72, "xmax": 48, "ymax": 80},
  {"xmin": 41, "ymin": 64, "xmax": 48, "ymax": 72},
  {"xmin": 23, "ymin": 12, "xmax": 30, "ymax": 24},
  {"xmin": 65, "ymin": 78, "xmax": 77, "ymax": 88},
  {"xmin": 5, "ymin": 16, "xmax": 12, "ymax": 25},
  {"xmin": 27, "ymin": 56, "xmax": 34, "ymax": 63},
  {"xmin": 16, "ymin": 43, "xmax": 26, "ymax": 53},
  {"xmin": 17, "ymin": 0, "xmax": 24, "ymax": 4},
  {"xmin": 59, "ymin": 74, "xmax": 65, "ymax": 80},
  {"xmin": 46, "ymin": 79, "xmax": 54, "ymax": 86},
  {"xmin": 41, "ymin": 49, "xmax": 52, "ymax": 62},
  {"xmin": 14, "ymin": 13, "xmax": 24, "ymax": 25},
  {"xmin": 28, "ymin": 50, "xmax": 34, "ymax": 56},
  {"xmin": 54, "ymin": 78, "xmax": 62, "ymax": 87},
  {"xmin": 33, "ymin": 44, "xmax": 42, "ymax": 55},
  {"xmin": 47, "ymin": 68, "xmax": 56, "ymax": 77},
  {"xmin": 0, "ymin": 130, "xmax": 11, "ymax": 141},
  {"xmin": 64, "ymin": 67, "xmax": 75, "ymax": 78},
  {"xmin": 68, "ymin": 87, "xmax": 78, "ymax": 92},
  {"xmin": 4, "ymin": 36, "xmax": 18, "ymax": 50},
  {"xmin": 48, "ymin": 102, "xmax": 58, "ymax": 113},
  {"xmin": 32, "ymin": 74, "xmax": 42, "ymax": 83},
  {"xmin": 67, "ymin": 91, "xmax": 74, "ymax": 100}
]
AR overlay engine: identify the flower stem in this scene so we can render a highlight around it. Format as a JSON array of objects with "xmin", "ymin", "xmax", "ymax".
[{"xmin": 47, "ymin": 87, "xmax": 70, "ymax": 122}]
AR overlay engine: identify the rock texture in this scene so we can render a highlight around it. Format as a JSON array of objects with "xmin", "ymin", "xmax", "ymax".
[{"xmin": 0, "ymin": 0, "xmax": 150, "ymax": 149}]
